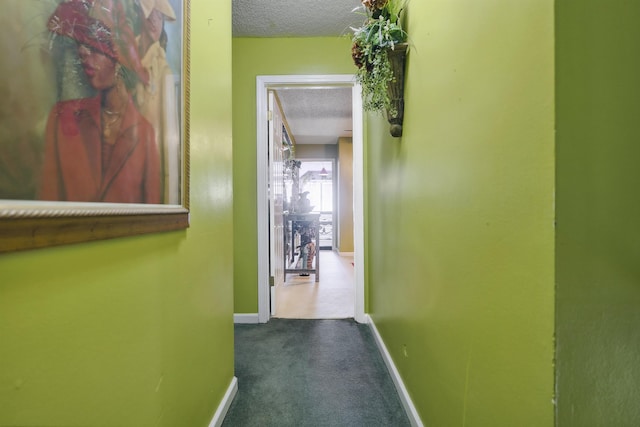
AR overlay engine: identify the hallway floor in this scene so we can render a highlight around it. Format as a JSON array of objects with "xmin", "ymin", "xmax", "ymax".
[
  {"xmin": 223, "ymin": 319, "xmax": 411, "ymax": 426},
  {"xmin": 275, "ymin": 250, "xmax": 354, "ymax": 319}
]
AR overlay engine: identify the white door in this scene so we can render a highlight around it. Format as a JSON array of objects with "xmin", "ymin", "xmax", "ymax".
[{"xmin": 268, "ymin": 91, "xmax": 285, "ymax": 314}]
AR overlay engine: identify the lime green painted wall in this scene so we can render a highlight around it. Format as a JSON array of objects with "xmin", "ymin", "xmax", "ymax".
[
  {"xmin": 232, "ymin": 37, "xmax": 354, "ymax": 313},
  {"xmin": 367, "ymin": 1, "xmax": 555, "ymax": 425},
  {"xmin": 0, "ymin": 2, "xmax": 235, "ymax": 426},
  {"xmin": 555, "ymin": 2, "xmax": 640, "ymax": 425}
]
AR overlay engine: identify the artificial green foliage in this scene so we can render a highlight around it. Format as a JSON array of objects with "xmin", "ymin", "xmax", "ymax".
[{"xmin": 351, "ymin": 0, "xmax": 408, "ymax": 114}]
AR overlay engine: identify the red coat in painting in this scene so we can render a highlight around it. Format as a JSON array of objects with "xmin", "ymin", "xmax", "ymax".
[{"xmin": 39, "ymin": 95, "xmax": 161, "ymax": 204}]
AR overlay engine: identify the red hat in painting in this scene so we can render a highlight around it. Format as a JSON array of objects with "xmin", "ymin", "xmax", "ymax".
[{"xmin": 47, "ymin": 0, "xmax": 149, "ymax": 84}]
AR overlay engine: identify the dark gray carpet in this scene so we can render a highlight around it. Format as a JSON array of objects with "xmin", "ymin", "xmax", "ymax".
[{"xmin": 222, "ymin": 319, "xmax": 411, "ymax": 427}]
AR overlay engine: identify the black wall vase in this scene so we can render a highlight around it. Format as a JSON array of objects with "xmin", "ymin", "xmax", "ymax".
[{"xmin": 386, "ymin": 43, "xmax": 408, "ymax": 137}]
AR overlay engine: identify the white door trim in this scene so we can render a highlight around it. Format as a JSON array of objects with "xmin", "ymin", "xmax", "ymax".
[{"xmin": 256, "ymin": 74, "xmax": 366, "ymax": 323}]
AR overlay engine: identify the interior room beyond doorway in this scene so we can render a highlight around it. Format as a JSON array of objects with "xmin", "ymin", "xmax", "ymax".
[
  {"xmin": 256, "ymin": 75, "xmax": 365, "ymax": 324},
  {"xmin": 287, "ymin": 160, "xmax": 334, "ymax": 249},
  {"xmin": 276, "ymin": 250, "xmax": 355, "ymax": 319},
  {"xmin": 278, "ymin": 157, "xmax": 355, "ymax": 319}
]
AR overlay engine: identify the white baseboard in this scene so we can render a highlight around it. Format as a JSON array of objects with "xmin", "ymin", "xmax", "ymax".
[
  {"xmin": 234, "ymin": 313, "xmax": 260, "ymax": 324},
  {"xmin": 208, "ymin": 376, "xmax": 238, "ymax": 427},
  {"xmin": 366, "ymin": 315, "xmax": 424, "ymax": 427}
]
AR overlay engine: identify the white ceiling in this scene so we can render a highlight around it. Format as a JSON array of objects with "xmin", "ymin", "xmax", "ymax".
[
  {"xmin": 233, "ymin": 0, "xmax": 362, "ymax": 144},
  {"xmin": 275, "ymin": 87, "xmax": 352, "ymax": 145}
]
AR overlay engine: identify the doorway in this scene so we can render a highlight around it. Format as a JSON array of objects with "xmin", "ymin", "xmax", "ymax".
[
  {"xmin": 291, "ymin": 160, "xmax": 335, "ymax": 249},
  {"xmin": 277, "ymin": 158, "xmax": 354, "ymax": 319},
  {"xmin": 256, "ymin": 74, "xmax": 365, "ymax": 323}
]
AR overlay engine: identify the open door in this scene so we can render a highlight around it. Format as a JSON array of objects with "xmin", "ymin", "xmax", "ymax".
[
  {"xmin": 268, "ymin": 91, "xmax": 285, "ymax": 315},
  {"xmin": 256, "ymin": 75, "xmax": 365, "ymax": 324}
]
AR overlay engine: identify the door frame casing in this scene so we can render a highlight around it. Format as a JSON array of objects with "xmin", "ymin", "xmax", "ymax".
[{"xmin": 256, "ymin": 74, "xmax": 365, "ymax": 323}]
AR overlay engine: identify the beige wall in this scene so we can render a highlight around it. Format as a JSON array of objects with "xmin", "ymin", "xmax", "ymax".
[{"xmin": 338, "ymin": 137, "xmax": 354, "ymax": 252}]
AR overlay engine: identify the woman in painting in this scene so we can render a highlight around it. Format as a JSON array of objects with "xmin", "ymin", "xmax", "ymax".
[
  {"xmin": 135, "ymin": 0, "xmax": 181, "ymax": 204},
  {"xmin": 39, "ymin": 0, "xmax": 161, "ymax": 204}
]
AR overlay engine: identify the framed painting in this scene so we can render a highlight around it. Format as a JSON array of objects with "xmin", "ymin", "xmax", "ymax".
[{"xmin": 0, "ymin": 0, "xmax": 190, "ymax": 253}]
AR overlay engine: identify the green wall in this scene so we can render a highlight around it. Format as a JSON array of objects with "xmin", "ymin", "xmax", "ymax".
[
  {"xmin": 367, "ymin": 1, "xmax": 555, "ymax": 425},
  {"xmin": 555, "ymin": 1, "xmax": 640, "ymax": 425},
  {"xmin": 232, "ymin": 37, "xmax": 354, "ymax": 313},
  {"xmin": 0, "ymin": 2, "xmax": 235, "ymax": 426}
]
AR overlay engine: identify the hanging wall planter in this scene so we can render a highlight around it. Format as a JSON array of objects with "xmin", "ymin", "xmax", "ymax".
[
  {"xmin": 351, "ymin": 0, "xmax": 409, "ymax": 138},
  {"xmin": 386, "ymin": 43, "xmax": 408, "ymax": 137}
]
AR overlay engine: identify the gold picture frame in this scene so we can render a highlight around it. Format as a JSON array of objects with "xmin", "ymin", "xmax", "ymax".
[{"xmin": 0, "ymin": 0, "xmax": 190, "ymax": 253}]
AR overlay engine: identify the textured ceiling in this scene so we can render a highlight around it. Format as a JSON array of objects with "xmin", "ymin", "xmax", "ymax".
[
  {"xmin": 233, "ymin": 0, "xmax": 361, "ymax": 144},
  {"xmin": 275, "ymin": 87, "xmax": 353, "ymax": 145},
  {"xmin": 232, "ymin": 0, "xmax": 364, "ymax": 38}
]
